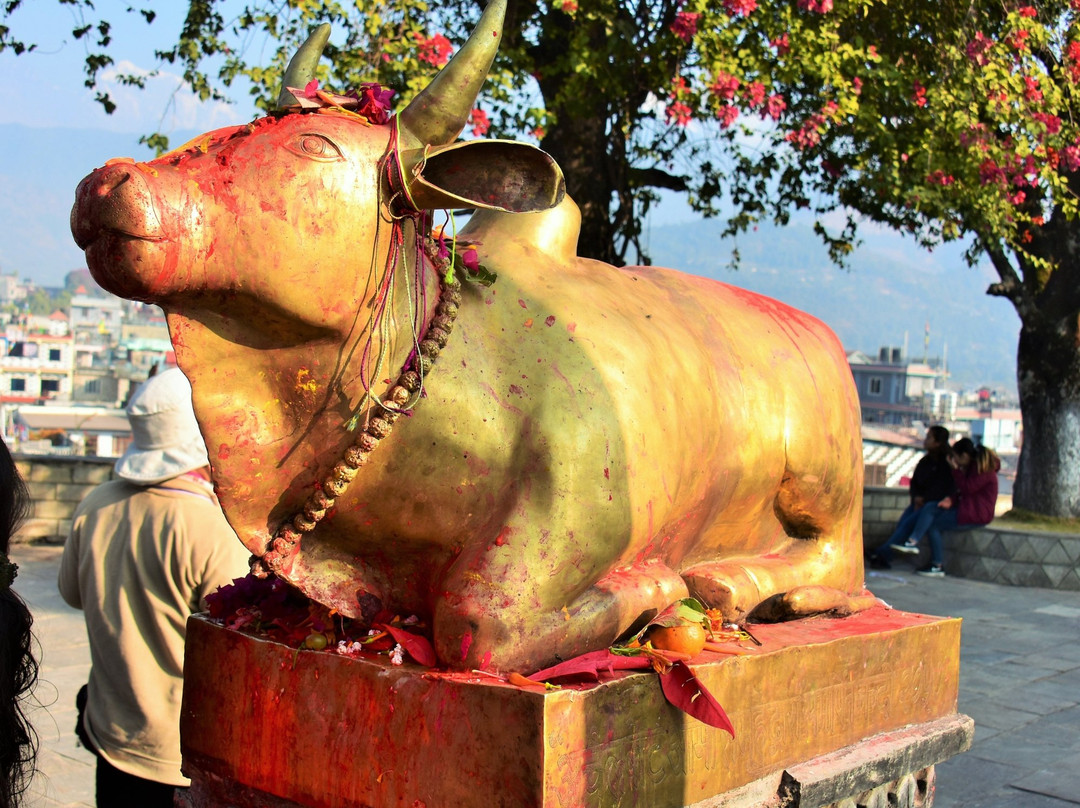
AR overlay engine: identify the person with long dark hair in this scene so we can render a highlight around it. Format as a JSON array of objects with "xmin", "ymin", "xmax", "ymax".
[
  {"xmin": 0, "ymin": 439, "xmax": 37, "ymax": 808},
  {"xmin": 866, "ymin": 425, "xmax": 956, "ymax": 569},
  {"xmin": 915, "ymin": 437, "xmax": 1002, "ymax": 577}
]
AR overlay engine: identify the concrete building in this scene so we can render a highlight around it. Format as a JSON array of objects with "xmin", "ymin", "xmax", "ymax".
[
  {"xmin": 847, "ymin": 347, "xmax": 948, "ymax": 425},
  {"xmin": 953, "ymin": 406, "xmax": 1023, "ymax": 452},
  {"xmin": 0, "ymin": 325, "xmax": 75, "ymax": 404},
  {"xmin": 0, "ymin": 273, "xmax": 27, "ymax": 305},
  {"xmin": 69, "ymin": 294, "xmax": 124, "ymax": 345}
]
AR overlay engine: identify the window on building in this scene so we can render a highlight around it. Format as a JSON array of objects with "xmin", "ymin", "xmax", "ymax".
[
  {"xmin": 49, "ymin": 348, "xmax": 61, "ymax": 361},
  {"xmin": 41, "ymin": 379, "xmax": 60, "ymax": 394},
  {"xmin": 84, "ymin": 379, "xmax": 100, "ymax": 394},
  {"xmin": 869, "ymin": 377, "xmax": 883, "ymax": 396},
  {"xmin": 10, "ymin": 378, "xmax": 25, "ymax": 392},
  {"xmin": 7, "ymin": 341, "xmax": 37, "ymax": 358}
]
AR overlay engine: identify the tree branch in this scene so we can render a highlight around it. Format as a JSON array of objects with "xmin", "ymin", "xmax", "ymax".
[
  {"xmin": 628, "ymin": 166, "xmax": 687, "ymax": 192},
  {"xmin": 983, "ymin": 241, "xmax": 1034, "ymax": 320}
]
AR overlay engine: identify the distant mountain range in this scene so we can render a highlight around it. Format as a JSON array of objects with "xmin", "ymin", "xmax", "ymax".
[
  {"xmin": 0, "ymin": 122, "xmax": 1020, "ymax": 391},
  {"xmin": 643, "ymin": 220, "xmax": 1020, "ymax": 391}
]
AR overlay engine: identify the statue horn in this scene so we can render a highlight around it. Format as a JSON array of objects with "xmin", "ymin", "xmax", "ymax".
[
  {"xmin": 398, "ymin": 0, "xmax": 506, "ymax": 148},
  {"xmin": 276, "ymin": 23, "xmax": 332, "ymax": 109}
]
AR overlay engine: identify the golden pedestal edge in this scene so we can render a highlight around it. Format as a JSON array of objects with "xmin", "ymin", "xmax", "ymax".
[{"xmin": 179, "ymin": 606, "xmax": 971, "ymax": 808}]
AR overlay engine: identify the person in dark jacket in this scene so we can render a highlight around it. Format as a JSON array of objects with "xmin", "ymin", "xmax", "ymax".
[
  {"xmin": 867, "ymin": 425, "xmax": 956, "ymax": 569},
  {"xmin": 915, "ymin": 438, "xmax": 1001, "ymax": 577}
]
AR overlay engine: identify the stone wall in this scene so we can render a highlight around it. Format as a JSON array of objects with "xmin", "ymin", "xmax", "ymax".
[
  {"xmin": 863, "ymin": 485, "xmax": 909, "ymax": 548},
  {"xmin": 864, "ymin": 485, "xmax": 1080, "ymax": 591},
  {"xmin": 12, "ymin": 454, "xmax": 116, "ymax": 544},
  {"xmin": 947, "ymin": 527, "xmax": 1080, "ymax": 590}
]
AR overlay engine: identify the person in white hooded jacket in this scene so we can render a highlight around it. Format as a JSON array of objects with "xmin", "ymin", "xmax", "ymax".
[{"xmin": 58, "ymin": 367, "xmax": 249, "ymax": 807}]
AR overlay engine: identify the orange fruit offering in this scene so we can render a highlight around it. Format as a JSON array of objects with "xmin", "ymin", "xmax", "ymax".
[{"xmin": 647, "ymin": 623, "xmax": 707, "ymax": 657}]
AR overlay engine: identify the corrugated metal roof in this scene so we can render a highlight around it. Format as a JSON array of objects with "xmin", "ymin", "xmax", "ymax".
[{"xmin": 15, "ymin": 410, "xmax": 130, "ymax": 433}]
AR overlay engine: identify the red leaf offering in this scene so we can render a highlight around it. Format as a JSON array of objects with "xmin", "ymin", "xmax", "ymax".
[
  {"xmin": 659, "ymin": 661, "xmax": 734, "ymax": 736},
  {"xmin": 530, "ymin": 650, "xmax": 653, "ymax": 682},
  {"xmin": 380, "ymin": 624, "xmax": 437, "ymax": 667}
]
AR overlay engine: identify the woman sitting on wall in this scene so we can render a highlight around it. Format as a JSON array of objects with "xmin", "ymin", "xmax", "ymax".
[
  {"xmin": 915, "ymin": 437, "xmax": 1001, "ymax": 578},
  {"xmin": 0, "ymin": 439, "xmax": 38, "ymax": 808}
]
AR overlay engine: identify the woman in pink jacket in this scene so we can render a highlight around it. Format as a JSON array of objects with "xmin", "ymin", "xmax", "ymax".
[{"xmin": 917, "ymin": 437, "xmax": 1001, "ymax": 577}]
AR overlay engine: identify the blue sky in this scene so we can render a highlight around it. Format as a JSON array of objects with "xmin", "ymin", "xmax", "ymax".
[
  {"xmin": 0, "ymin": 3, "xmax": 706, "ymax": 290},
  {"xmin": 0, "ymin": 1, "xmax": 1020, "ymax": 391},
  {"xmin": 1, "ymin": 2, "xmax": 252, "ymax": 138}
]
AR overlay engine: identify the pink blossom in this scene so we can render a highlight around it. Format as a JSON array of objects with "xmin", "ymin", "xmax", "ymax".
[
  {"xmin": 1032, "ymin": 112, "xmax": 1062, "ymax": 136},
  {"xmin": 1024, "ymin": 76, "xmax": 1043, "ymax": 103},
  {"xmin": 967, "ymin": 32, "xmax": 992, "ymax": 66},
  {"xmin": 912, "ymin": 81, "xmax": 928, "ymax": 108},
  {"xmin": 462, "ymin": 249, "xmax": 480, "ymax": 273},
  {"xmin": 797, "ymin": 0, "xmax": 833, "ymax": 12},
  {"xmin": 770, "ymin": 34, "xmax": 790, "ymax": 55},
  {"xmin": 557, "ymin": 0, "xmax": 578, "ymax": 11},
  {"xmin": 979, "ymin": 159, "xmax": 1006, "ymax": 186},
  {"xmin": 1018, "ymin": 5, "xmax": 1037, "ymax": 17},
  {"xmin": 786, "ymin": 121, "xmax": 821, "ymax": 150},
  {"xmin": 1066, "ymin": 40, "xmax": 1080, "ymax": 82},
  {"xmin": 717, "ymin": 104, "xmax": 739, "ymax": 129},
  {"xmin": 926, "ymin": 170, "xmax": 955, "ymax": 186},
  {"xmin": 786, "ymin": 108, "xmax": 830, "ymax": 149},
  {"xmin": 1009, "ymin": 190, "xmax": 1026, "ymax": 205},
  {"xmin": 352, "ymin": 83, "xmax": 395, "ymax": 125},
  {"xmin": 416, "ymin": 33, "xmax": 453, "ymax": 66},
  {"xmin": 710, "ymin": 72, "xmax": 740, "ymax": 102},
  {"xmin": 1006, "ymin": 29, "xmax": 1030, "ymax": 52},
  {"xmin": 1062, "ymin": 145, "xmax": 1080, "ymax": 172},
  {"xmin": 764, "ymin": 94, "xmax": 786, "ymax": 121},
  {"xmin": 743, "ymin": 81, "xmax": 766, "ymax": 108},
  {"xmin": 670, "ymin": 12, "xmax": 700, "ymax": 43},
  {"xmin": 723, "ymin": 0, "xmax": 757, "ymax": 16},
  {"xmin": 470, "ymin": 107, "xmax": 490, "ymax": 137},
  {"xmin": 666, "ymin": 100, "xmax": 694, "ymax": 126},
  {"xmin": 852, "ymin": 76, "xmax": 863, "ymax": 94}
]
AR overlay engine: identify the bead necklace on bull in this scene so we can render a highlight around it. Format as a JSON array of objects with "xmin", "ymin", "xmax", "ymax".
[{"xmin": 253, "ymin": 0, "xmax": 565, "ymax": 578}]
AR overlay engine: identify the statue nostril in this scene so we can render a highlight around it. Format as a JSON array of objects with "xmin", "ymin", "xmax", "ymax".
[{"xmin": 97, "ymin": 170, "xmax": 131, "ymax": 197}]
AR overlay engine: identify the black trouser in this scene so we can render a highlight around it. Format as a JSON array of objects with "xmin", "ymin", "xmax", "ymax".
[
  {"xmin": 77, "ymin": 684, "xmax": 183, "ymax": 808},
  {"xmin": 95, "ymin": 755, "xmax": 178, "ymax": 808}
]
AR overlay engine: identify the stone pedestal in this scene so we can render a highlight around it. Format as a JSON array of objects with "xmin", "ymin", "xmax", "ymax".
[{"xmin": 178, "ymin": 606, "xmax": 972, "ymax": 807}]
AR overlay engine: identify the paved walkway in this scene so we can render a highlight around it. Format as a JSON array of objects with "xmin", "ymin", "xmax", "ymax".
[{"xmin": 10, "ymin": 542, "xmax": 1080, "ymax": 807}]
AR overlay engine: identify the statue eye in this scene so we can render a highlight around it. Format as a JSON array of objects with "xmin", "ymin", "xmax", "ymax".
[{"xmin": 288, "ymin": 133, "xmax": 343, "ymax": 162}]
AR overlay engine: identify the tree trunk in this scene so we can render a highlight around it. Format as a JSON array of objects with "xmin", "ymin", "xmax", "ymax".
[
  {"xmin": 1012, "ymin": 315, "xmax": 1080, "ymax": 517},
  {"xmin": 541, "ymin": 117, "xmax": 622, "ymax": 265}
]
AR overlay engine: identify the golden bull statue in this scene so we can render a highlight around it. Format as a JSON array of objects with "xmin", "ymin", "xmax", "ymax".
[{"xmin": 71, "ymin": 0, "xmax": 868, "ymax": 673}]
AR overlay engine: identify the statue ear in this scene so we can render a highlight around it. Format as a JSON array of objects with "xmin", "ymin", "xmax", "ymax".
[{"xmin": 401, "ymin": 140, "xmax": 565, "ymax": 213}]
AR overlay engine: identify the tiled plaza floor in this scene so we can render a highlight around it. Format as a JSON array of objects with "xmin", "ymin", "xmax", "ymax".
[{"xmin": 10, "ymin": 542, "xmax": 1080, "ymax": 807}]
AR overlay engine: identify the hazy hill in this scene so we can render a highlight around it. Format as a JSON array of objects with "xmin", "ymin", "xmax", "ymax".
[
  {"xmin": 645, "ymin": 220, "xmax": 1020, "ymax": 391},
  {"xmin": 0, "ymin": 122, "xmax": 1019, "ymax": 390}
]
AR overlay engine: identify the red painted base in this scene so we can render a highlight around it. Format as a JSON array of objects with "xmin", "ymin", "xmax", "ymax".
[{"xmin": 179, "ymin": 606, "xmax": 970, "ymax": 807}]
